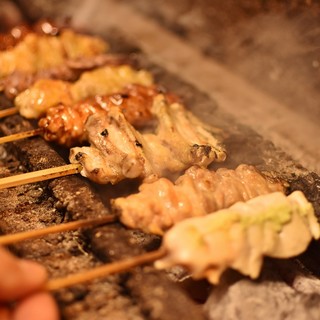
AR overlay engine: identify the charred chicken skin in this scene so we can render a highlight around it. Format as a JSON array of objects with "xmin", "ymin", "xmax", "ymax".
[
  {"xmin": 113, "ymin": 164, "xmax": 285, "ymax": 235},
  {"xmin": 38, "ymin": 84, "xmax": 179, "ymax": 147},
  {"xmin": 69, "ymin": 94, "xmax": 226, "ymax": 185}
]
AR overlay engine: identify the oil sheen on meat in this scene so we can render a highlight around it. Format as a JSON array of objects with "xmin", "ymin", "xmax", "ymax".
[
  {"xmin": 15, "ymin": 65, "xmax": 153, "ymax": 118},
  {"xmin": 113, "ymin": 164, "xmax": 284, "ymax": 234},
  {"xmin": 38, "ymin": 84, "xmax": 178, "ymax": 146}
]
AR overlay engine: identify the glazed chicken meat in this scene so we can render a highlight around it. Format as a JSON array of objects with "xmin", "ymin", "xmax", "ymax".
[
  {"xmin": 14, "ymin": 65, "xmax": 153, "ymax": 118},
  {"xmin": 70, "ymin": 94, "xmax": 226, "ymax": 184},
  {"xmin": 113, "ymin": 164, "xmax": 285, "ymax": 234},
  {"xmin": 38, "ymin": 84, "xmax": 178, "ymax": 147}
]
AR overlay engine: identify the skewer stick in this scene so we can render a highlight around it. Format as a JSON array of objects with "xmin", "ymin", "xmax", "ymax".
[
  {"xmin": 0, "ymin": 107, "xmax": 19, "ymax": 118},
  {"xmin": 0, "ymin": 128, "xmax": 43, "ymax": 144},
  {"xmin": 0, "ymin": 163, "xmax": 82, "ymax": 190},
  {"xmin": 0, "ymin": 215, "xmax": 117, "ymax": 245},
  {"xmin": 46, "ymin": 248, "xmax": 167, "ymax": 291}
]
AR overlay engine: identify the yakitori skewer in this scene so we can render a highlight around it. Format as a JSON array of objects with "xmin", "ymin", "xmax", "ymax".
[
  {"xmin": 44, "ymin": 191, "xmax": 319, "ymax": 291},
  {"xmin": 46, "ymin": 248, "xmax": 167, "ymax": 291},
  {"xmin": 0, "ymin": 163, "xmax": 81, "ymax": 190},
  {"xmin": 13, "ymin": 65, "xmax": 153, "ymax": 119},
  {"xmin": 0, "ymin": 165, "xmax": 284, "ymax": 245},
  {"xmin": 0, "ymin": 127, "xmax": 43, "ymax": 144},
  {"xmin": 0, "ymin": 64, "xmax": 152, "ymax": 121},
  {"xmin": 112, "ymin": 164, "xmax": 285, "ymax": 234},
  {"xmin": 0, "ymin": 94, "xmax": 226, "ymax": 190},
  {"xmin": 0, "ymin": 83, "xmax": 174, "ymax": 146},
  {"xmin": 0, "ymin": 215, "xmax": 116, "ymax": 245},
  {"xmin": 0, "ymin": 53, "xmax": 134, "ymax": 100},
  {"xmin": 0, "ymin": 164, "xmax": 284, "ymax": 243},
  {"xmin": 0, "ymin": 106, "xmax": 19, "ymax": 118},
  {"xmin": 0, "ymin": 28, "xmax": 108, "ymax": 79},
  {"xmin": 69, "ymin": 95, "xmax": 226, "ymax": 185}
]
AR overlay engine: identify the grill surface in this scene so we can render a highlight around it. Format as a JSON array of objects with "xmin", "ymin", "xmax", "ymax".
[{"xmin": 1, "ymin": 1, "xmax": 320, "ymax": 319}]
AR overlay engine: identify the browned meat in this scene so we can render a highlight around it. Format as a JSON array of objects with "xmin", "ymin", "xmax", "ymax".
[
  {"xmin": 0, "ymin": 29, "xmax": 108, "ymax": 79},
  {"xmin": 112, "ymin": 164, "xmax": 285, "ymax": 234},
  {"xmin": 70, "ymin": 95, "xmax": 226, "ymax": 185},
  {"xmin": 0, "ymin": 20, "xmax": 60, "ymax": 51},
  {"xmin": 70, "ymin": 108, "xmax": 156, "ymax": 185},
  {"xmin": 15, "ymin": 65, "xmax": 153, "ymax": 118},
  {"xmin": 156, "ymin": 191, "xmax": 320, "ymax": 284},
  {"xmin": 0, "ymin": 54, "xmax": 134, "ymax": 99},
  {"xmin": 38, "ymin": 84, "xmax": 178, "ymax": 147}
]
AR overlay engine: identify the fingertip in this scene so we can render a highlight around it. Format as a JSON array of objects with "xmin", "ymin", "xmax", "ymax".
[
  {"xmin": 0, "ymin": 259, "xmax": 48, "ymax": 301},
  {"xmin": 13, "ymin": 292, "xmax": 59, "ymax": 320},
  {"xmin": 19, "ymin": 259, "xmax": 48, "ymax": 287}
]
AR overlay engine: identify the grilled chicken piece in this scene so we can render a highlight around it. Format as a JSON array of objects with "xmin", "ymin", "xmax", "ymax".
[
  {"xmin": 113, "ymin": 164, "xmax": 284, "ymax": 234},
  {"xmin": 0, "ymin": 54, "xmax": 133, "ymax": 99},
  {"xmin": 0, "ymin": 29, "xmax": 108, "ymax": 78},
  {"xmin": 70, "ymin": 94, "xmax": 226, "ymax": 185},
  {"xmin": 39, "ymin": 84, "xmax": 178, "ymax": 147},
  {"xmin": 141, "ymin": 95, "xmax": 226, "ymax": 173},
  {"xmin": 156, "ymin": 191, "xmax": 320, "ymax": 284},
  {"xmin": 70, "ymin": 108, "xmax": 156, "ymax": 184},
  {"xmin": 15, "ymin": 65, "xmax": 153, "ymax": 118}
]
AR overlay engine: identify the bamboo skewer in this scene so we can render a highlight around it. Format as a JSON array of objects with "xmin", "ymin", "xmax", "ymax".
[
  {"xmin": 46, "ymin": 248, "xmax": 167, "ymax": 291},
  {"xmin": 0, "ymin": 128, "xmax": 43, "ymax": 144},
  {"xmin": 0, "ymin": 163, "xmax": 82, "ymax": 190},
  {"xmin": 0, "ymin": 215, "xmax": 117, "ymax": 245},
  {"xmin": 0, "ymin": 107, "xmax": 19, "ymax": 118}
]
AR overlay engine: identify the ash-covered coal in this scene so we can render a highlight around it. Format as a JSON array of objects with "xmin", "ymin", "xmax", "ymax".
[{"xmin": 289, "ymin": 172, "xmax": 320, "ymax": 219}]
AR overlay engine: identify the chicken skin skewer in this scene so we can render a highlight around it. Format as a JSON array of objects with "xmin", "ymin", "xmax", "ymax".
[
  {"xmin": 2, "ymin": 191, "xmax": 317, "ymax": 290},
  {"xmin": 39, "ymin": 84, "xmax": 179, "ymax": 147},
  {"xmin": 0, "ymin": 83, "xmax": 177, "ymax": 147},
  {"xmin": 14, "ymin": 65, "xmax": 153, "ymax": 119},
  {"xmin": 112, "ymin": 164, "xmax": 285, "ymax": 235}
]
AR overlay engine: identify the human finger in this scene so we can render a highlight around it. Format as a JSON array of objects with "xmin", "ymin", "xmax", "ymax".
[
  {"xmin": 13, "ymin": 292, "xmax": 59, "ymax": 320},
  {"xmin": 0, "ymin": 248, "xmax": 47, "ymax": 301}
]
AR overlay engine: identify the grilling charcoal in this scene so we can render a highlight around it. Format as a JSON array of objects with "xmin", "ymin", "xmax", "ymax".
[
  {"xmin": 204, "ymin": 258, "xmax": 320, "ymax": 320},
  {"xmin": 87, "ymin": 225, "xmax": 205, "ymax": 320},
  {"xmin": 289, "ymin": 173, "xmax": 320, "ymax": 218}
]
